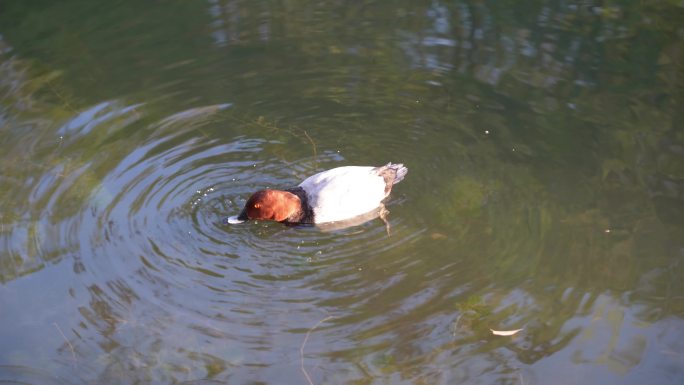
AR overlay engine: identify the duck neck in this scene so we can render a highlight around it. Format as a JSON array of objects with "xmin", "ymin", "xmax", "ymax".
[{"xmin": 284, "ymin": 187, "xmax": 315, "ymax": 224}]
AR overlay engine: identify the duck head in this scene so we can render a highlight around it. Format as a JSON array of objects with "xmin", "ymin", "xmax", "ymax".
[{"xmin": 233, "ymin": 189, "xmax": 301, "ymax": 223}]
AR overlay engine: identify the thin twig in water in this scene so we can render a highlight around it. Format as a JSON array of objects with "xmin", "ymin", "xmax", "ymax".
[
  {"xmin": 47, "ymin": 81, "xmax": 77, "ymax": 114},
  {"xmin": 53, "ymin": 322, "xmax": 77, "ymax": 367},
  {"xmin": 300, "ymin": 315, "xmax": 333, "ymax": 385},
  {"xmin": 452, "ymin": 314, "xmax": 463, "ymax": 334},
  {"xmin": 227, "ymin": 114, "xmax": 319, "ymax": 168},
  {"xmin": 518, "ymin": 369, "xmax": 525, "ymax": 385},
  {"xmin": 301, "ymin": 129, "xmax": 318, "ymax": 169}
]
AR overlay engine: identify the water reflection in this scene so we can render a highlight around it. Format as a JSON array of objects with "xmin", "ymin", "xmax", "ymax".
[{"xmin": 1, "ymin": 0, "xmax": 684, "ymax": 384}]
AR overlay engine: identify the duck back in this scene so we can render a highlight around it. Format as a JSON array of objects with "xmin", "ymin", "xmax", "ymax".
[{"xmin": 299, "ymin": 163, "xmax": 407, "ymax": 223}]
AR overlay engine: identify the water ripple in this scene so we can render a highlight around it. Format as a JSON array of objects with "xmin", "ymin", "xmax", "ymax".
[{"xmin": 12, "ymin": 101, "xmax": 425, "ymax": 376}]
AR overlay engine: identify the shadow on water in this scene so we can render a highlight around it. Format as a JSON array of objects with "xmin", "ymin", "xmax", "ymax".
[{"xmin": 1, "ymin": 0, "xmax": 684, "ymax": 384}]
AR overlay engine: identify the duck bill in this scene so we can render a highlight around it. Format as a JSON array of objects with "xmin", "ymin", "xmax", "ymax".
[{"xmin": 226, "ymin": 209, "xmax": 249, "ymax": 224}]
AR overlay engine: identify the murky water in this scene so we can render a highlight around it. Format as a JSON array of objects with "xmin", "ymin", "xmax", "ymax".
[{"xmin": 1, "ymin": 1, "xmax": 684, "ymax": 384}]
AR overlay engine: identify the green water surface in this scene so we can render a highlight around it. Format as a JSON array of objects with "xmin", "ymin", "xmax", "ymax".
[{"xmin": 1, "ymin": 1, "xmax": 683, "ymax": 384}]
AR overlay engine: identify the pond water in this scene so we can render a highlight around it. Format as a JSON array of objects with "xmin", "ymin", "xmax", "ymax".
[{"xmin": 1, "ymin": 1, "xmax": 684, "ymax": 384}]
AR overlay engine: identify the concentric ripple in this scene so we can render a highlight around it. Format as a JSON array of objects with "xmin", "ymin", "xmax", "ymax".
[{"xmin": 2, "ymin": 100, "xmax": 428, "ymax": 382}]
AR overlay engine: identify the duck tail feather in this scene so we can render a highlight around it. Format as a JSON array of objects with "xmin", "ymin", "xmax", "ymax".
[{"xmin": 375, "ymin": 162, "xmax": 408, "ymax": 186}]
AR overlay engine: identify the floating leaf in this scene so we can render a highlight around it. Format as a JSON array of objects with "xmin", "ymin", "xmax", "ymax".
[{"xmin": 490, "ymin": 328, "xmax": 523, "ymax": 336}]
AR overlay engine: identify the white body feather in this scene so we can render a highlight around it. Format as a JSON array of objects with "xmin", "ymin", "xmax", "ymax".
[{"xmin": 298, "ymin": 166, "xmax": 388, "ymax": 223}]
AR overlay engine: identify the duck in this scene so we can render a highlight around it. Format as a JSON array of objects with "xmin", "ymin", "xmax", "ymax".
[{"xmin": 227, "ymin": 162, "xmax": 407, "ymax": 225}]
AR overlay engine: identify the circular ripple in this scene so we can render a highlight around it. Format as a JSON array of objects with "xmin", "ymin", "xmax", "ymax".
[
  {"xmin": 10, "ymin": 100, "xmax": 426, "ymax": 382},
  {"xmin": 34, "ymin": 103, "xmax": 418, "ymax": 349}
]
